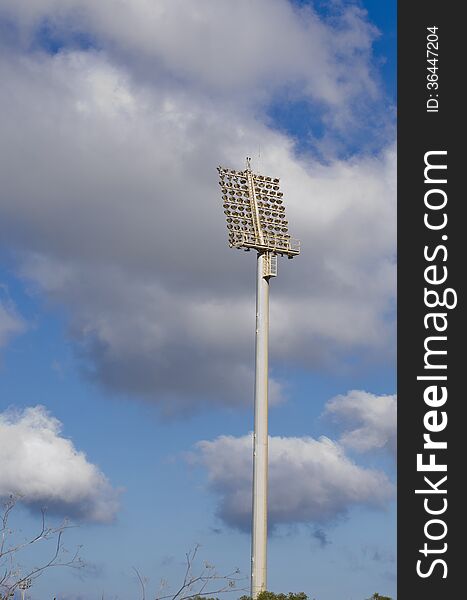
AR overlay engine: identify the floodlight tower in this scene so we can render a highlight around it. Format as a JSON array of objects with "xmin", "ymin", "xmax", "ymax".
[
  {"xmin": 18, "ymin": 578, "xmax": 32, "ymax": 600},
  {"xmin": 217, "ymin": 158, "xmax": 300, "ymax": 598}
]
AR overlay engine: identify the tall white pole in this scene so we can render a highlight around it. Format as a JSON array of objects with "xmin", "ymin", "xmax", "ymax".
[{"xmin": 251, "ymin": 251, "xmax": 269, "ymax": 598}]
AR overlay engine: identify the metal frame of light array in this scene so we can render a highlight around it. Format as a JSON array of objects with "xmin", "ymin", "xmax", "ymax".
[{"xmin": 218, "ymin": 166, "xmax": 300, "ymax": 257}]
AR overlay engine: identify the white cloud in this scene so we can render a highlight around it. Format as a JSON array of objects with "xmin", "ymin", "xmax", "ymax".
[
  {"xmin": 0, "ymin": 406, "xmax": 120, "ymax": 522},
  {"xmin": 0, "ymin": 1, "xmax": 395, "ymax": 413},
  {"xmin": 0, "ymin": 0, "xmax": 381, "ymax": 127},
  {"xmin": 324, "ymin": 390, "xmax": 397, "ymax": 455},
  {"xmin": 191, "ymin": 433, "xmax": 393, "ymax": 531}
]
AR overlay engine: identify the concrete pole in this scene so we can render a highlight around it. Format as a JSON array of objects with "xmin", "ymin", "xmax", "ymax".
[{"xmin": 251, "ymin": 251, "xmax": 270, "ymax": 598}]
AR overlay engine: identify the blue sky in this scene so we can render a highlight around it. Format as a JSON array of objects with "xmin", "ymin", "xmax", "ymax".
[{"xmin": 0, "ymin": 1, "xmax": 396, "ymax": 599}]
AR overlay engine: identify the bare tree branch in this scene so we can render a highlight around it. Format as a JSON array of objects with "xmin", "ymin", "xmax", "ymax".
[
  {"xmin": 0, "ymin": 496, "xmax": 84, "ymax": 597},
  {"xmin": 153, "ymin": 545, "xmax": 247, "ymax": 600},
  {"xmin": 133, "ymin": 566, "xmax": 147, "ymax": 600}
]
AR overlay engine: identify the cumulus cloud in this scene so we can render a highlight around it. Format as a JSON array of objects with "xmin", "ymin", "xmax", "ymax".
[
  {"xmin": 324, "ymin": 390, "xmax": 397, "ymax": 455},
  {"xmin": 0, "ymin": 0, "xmax": 382, "ymax": 129},
  {"xmin": 0, "ymin": 406, "xmax": 120, "ymax": 522},
  {"xmin": 191, "ymin": 433, "xmax": 393, "ymax": 531},
  {"xmin": 0, "ymin": 1, "xmax": 395, "ymax": 414}
]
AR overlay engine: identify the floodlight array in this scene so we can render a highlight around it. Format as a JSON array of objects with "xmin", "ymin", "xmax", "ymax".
[
  {"xmin": 18, "ymin": 579, "xmax": 32, "ymax": 590},
  {"xmin": 217, "ymin": 166, "xmax": 299, "ymax": 257}
]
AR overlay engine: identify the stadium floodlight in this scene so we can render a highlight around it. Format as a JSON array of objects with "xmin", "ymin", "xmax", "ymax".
[
  {"xmin": 18, "ymin": 578, "xmax": 32, "ymax": 600},
  {"xmin": 217, "ymin": 157, "xmax": 300, "ymax": 598},
  {"xmin": 218, "ymin": 159, "xmax": 299, "ymax": 259}
]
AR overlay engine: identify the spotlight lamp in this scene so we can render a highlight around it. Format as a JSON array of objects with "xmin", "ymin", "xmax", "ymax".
[{"xmin": 217, "ymin": 158, "xmax": 300, "ymax": 261}]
